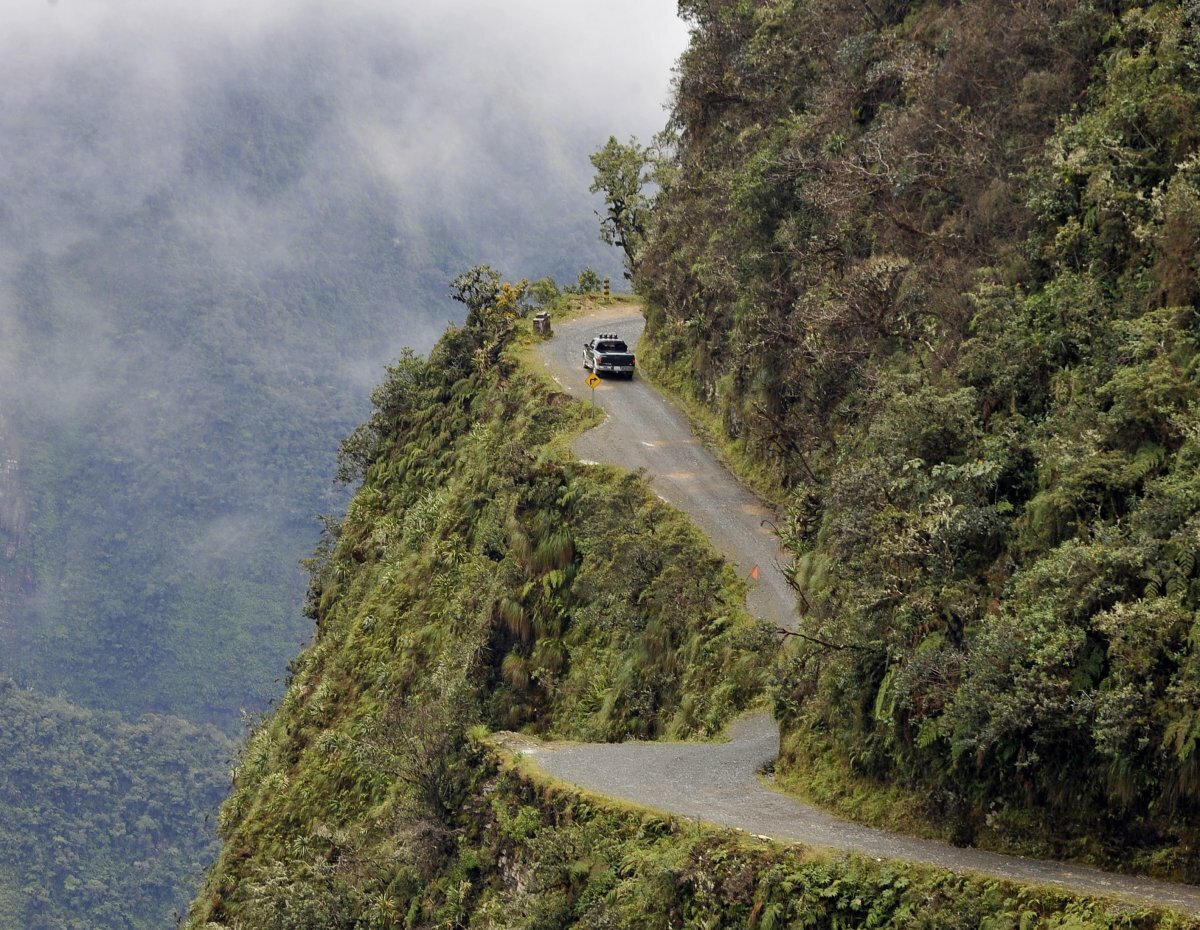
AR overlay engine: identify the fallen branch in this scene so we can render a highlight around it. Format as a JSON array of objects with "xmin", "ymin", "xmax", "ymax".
[{"xmin": 775, "ymin": 627, "xmax": 872, "ymax": 652}]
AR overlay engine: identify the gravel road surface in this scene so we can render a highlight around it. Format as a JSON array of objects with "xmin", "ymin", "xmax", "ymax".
[
  {"xmin": 536, "ymin": 305, "xmax": 796, "ymax": 632},
  {"xmin": 526, "ymin": 303, "xmax": 1200, "ymax": 917},
  {"xmin": 522, "ymin": 714, "xmax": 1200, "ymax": 915}
]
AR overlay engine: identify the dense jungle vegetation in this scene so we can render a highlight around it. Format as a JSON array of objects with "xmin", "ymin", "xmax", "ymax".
[
  {"xmin": 188, "ymin": 289, "xmax": 1189, "ymax": 928},
  {"xmin": 186, "ymin": 0, "xmax": 1200, "ymax": 924},
  {"xmin": 0, "ymin": 678, "xmax": 231, "ymax": 929},
  {"xmin": 623, "ymin": 0, "xmax": 1200, "ymax": 873},
  {"xmin": 186, "ymin": 290, "xmax": 772, "ymax": 927}
]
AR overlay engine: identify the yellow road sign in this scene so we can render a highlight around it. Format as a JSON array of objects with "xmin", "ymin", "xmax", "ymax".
[{"xmin": 585, "ymin": 372, "xmax": 602, "ymax": 389}]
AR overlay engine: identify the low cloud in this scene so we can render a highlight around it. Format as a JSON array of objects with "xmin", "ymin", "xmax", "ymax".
[{"xmin": 0, "ymin": 0, "xmax": 689, "ymax": 719}]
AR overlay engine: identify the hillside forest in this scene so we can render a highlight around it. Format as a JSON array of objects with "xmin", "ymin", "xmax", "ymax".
[
  {"xmin": 633, "ymin": 0, "xmax": 1200, "ymax": 869},
  {"xmin": 190, "ymin": 280, "xmax": 1157, "ymax": 930}
]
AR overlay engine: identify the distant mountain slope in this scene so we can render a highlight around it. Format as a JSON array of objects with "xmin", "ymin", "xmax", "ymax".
[{"xmin": 0, "ymin": 678, "xmax": 231, "ymax": 930}]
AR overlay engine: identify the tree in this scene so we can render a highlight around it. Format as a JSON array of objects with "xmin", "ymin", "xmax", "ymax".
[
  {"xmin": 336, "ymin": 348, "xmax": 430, "ymax": 483},
  {"xmin": 589, "ymin": 136, "xmax": 656, "ymax": 278},
  {"xmin": 449, "ymin": 264, "xmax": 503, "ymax": 326},
  {"xmin": 449, "ymin": 264, "xmax": 528, "ymax": 333},
  {"xmin": 448, "ymin": 264, "xmax": 529, "ymax": 373}
]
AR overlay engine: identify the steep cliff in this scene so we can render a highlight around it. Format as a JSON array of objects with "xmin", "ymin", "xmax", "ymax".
[{"xmin": 185, "ymin": 301, "xmax": 772, "ymax": 927}]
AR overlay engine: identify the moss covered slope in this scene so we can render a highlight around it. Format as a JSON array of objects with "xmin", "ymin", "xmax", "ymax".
[{"xmin": 185, "ymin": 311, "xmax": 771, "ymax": 927}]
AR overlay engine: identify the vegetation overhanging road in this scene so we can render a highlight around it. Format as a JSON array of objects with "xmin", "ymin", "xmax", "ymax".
[{"xmin": 525, "ymin": 303, "xmax": 1200, "ymax": 919}]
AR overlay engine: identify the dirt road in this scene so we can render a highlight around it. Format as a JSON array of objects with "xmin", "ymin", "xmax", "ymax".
[
  {"xmin": 536, "ymin": 304, "xmax": 796, "ymax": 632},
  {"xmin": 528, "ymin": 304, "xmax": 1200, "ymax": 918}
]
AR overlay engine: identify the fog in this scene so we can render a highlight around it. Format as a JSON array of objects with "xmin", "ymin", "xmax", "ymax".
[
  {"xmin": 0, "ymin": 0, "xmax": 689, "ymax": 717},
  {"xmin": 0, "ymin": 0, "xmax": 683, "ymax": 253},
  {"xmin": 0, "ymin": 2, "xmax": 689, "ymax": 922}
]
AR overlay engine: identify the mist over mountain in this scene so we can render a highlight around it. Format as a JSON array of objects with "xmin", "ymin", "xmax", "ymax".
[
  {"xmin": 0, "ymin": 0, "xmax": 684, "ymax": 722},
  {"xmin": 0, "ymin": 2, "xmax": 686, "ymax": 924}
]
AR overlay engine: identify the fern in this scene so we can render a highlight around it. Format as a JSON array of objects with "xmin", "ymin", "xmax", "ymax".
[
  {"xmin": 1118, "ymin": 442, "xmax": 1166, "ymax": 487},
  {"xmin": 759, "ymin": 901, "xmax": 786, "ymax": 930},
  {"xmin": 1164, "ymin": 706, "xmax": 1200, "ymax": 762}
]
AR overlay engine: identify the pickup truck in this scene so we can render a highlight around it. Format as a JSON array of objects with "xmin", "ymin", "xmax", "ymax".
[{"xmin": 582, "ymin": 333, "xmax": 636, "ymax": 378}]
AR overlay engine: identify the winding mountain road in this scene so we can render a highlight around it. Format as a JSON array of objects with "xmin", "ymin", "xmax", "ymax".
[
  {"xmin": 538, "ymin": 306, "xmax": 795, "ymax": 632},
  {"xmin": 525, "ymin": 303, "xmax": 1200, "ymax": 918}
]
